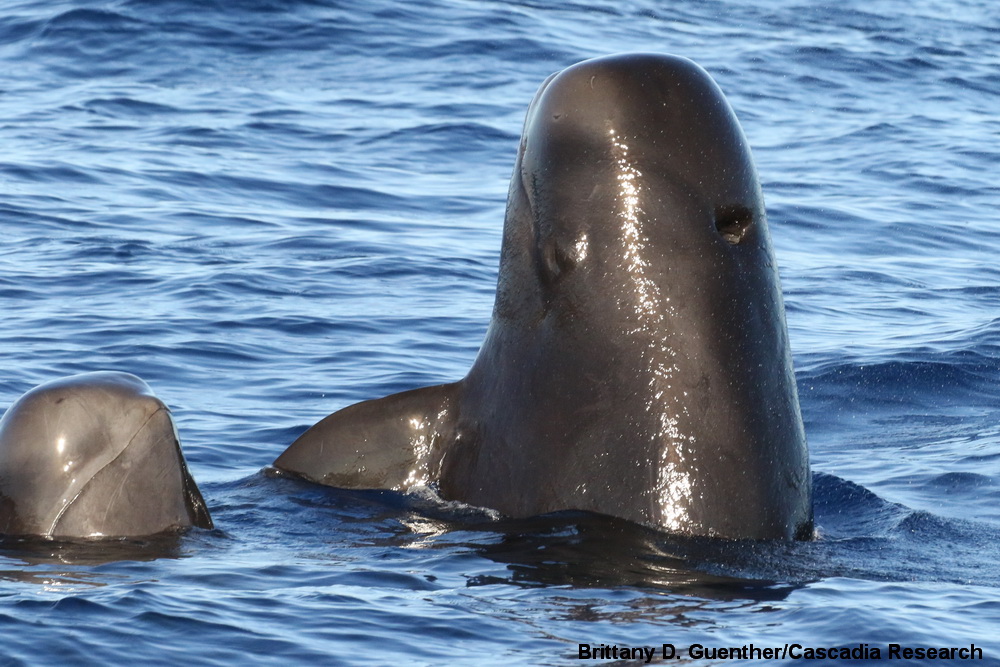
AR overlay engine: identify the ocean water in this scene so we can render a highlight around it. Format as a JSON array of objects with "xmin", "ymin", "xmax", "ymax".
[{"xmin": 1, "ymin": 0, "xmax": 999, "ymax": 664}]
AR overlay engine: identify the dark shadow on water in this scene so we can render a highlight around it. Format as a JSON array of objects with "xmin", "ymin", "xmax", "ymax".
[
  {"xmin": 0, "ymin": 530, "xmax": 212, "ymax": 586},
  {"xmin": 459, "ymin": 511, "xmax": 807, "ymax": 602},
  {"xmin": 261, "ymin": 467, "xmax": 809, "ymax": 601},
  {"xmin": 257, "ymin": 468, "xmax": 1000, "ymax": 593}
]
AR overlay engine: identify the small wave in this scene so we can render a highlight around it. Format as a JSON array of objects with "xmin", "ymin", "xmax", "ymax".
[
  {"xmin": 799, "ymin": 349, "xmax": 1000, "ymax": 411},
  {"xmin": 360, "ymin": 122, "xmax": 515, "ymax": 149},
  {"xmin": 1, "ymin": 162, "xmax": 105, "ymax": 185},
  {"xmin": 926, "ymin": 470, "xmax": 996, "ymax": 490},
  {"xmin": 39, "ymin": 8, "xmax": 145, "ymax": 36},
  {"xmin": 812, "ymin": 472, "xmax": 906, "ymax": 539},
  {"xmin": 82, "ymin": 97, "xmax": 182, "ymax": 119}
]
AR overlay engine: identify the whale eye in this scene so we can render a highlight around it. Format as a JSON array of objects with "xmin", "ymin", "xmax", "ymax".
[{"xmin": 715, "ymin": 205, "xmax": 753, "ymax": 245}]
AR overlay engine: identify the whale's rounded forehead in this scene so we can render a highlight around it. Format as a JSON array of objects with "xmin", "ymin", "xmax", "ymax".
[
  {"xmin": 28, "ymin": 371, "xmax": 156, "ymax": 400},
  {"xmin": 0, "ymin": 372, "xmax": 166, "ymax": 466},
  {"xmin": 517, "ymin": 52, "xmax": 759, "ymax": 224},
  {"xmin": 542, "ymin": 53, "xmax": 712, "ymax": 98},
  {"xmin": 527, "ymin": 53, "xmax": 728, "ymax": 133}
]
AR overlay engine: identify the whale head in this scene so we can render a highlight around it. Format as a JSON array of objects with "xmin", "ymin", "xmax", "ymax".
[
  {"xmin": 276, "ymin": 54, "xmax": 812, "ymax": 540},
  {"xmin": 0, "ymin": 372, "xmax": 213, "ymax": 539}
]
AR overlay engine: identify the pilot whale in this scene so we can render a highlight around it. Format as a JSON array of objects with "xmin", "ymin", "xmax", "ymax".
[
  {"xmin": 274, "ymin": 53, "xmax": 812, "ymax": 540},
  {"xmin": 0, "ymin": 372, "xmax": 212, "ymax": 538}
]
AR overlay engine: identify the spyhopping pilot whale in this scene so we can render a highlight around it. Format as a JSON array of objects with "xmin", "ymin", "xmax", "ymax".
[
  {"xmin": 274, "ymin": 53, "xmax": 813, "ymax": 540},
  {"xmin": 0, "ymin": 372, "xmax": 212, "ymax": 538}
]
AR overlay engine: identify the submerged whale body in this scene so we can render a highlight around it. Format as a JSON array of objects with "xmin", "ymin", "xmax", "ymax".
[
  {"xmin": 275, "ymin": 53, "xmax": 812, "ymax": 540},
  {"xmin": 0, "ymin": 372, "xmax": 212, "ymax": 538}
]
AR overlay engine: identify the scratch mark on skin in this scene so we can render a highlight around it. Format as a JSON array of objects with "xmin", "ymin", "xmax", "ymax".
[{"xmin": 47, "ymin": 406, "xmax": 166, "ymax": 537}]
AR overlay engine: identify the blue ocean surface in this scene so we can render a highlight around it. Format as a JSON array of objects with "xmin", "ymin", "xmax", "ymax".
[{"xmin": 1, "ymin": 0, "xmax": 999, "ymax": 664}]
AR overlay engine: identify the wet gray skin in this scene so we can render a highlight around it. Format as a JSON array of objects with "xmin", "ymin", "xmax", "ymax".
[
  {"xmin": 275, "ymin": 53, "xmax": 812, "ymax": 540},
  {"xmin": 0, "ymin": 372, "xmax": 212, "ymax": 538}
]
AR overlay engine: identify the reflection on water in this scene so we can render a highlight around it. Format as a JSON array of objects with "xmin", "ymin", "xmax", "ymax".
[
  {"xmin": 282, "ymin": 475, "xmax": 806, "ymax": 601},
  {"xmin": 461, "ymin": 513, "xmax": 801, "ymax": 601},
  {"xmin": 0, "ymin": 533, "xmax": 190, "ymax": 588}
]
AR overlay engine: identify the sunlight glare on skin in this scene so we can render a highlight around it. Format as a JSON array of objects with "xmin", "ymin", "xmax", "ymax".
[
  {"xmin": 609, "ymin": 128, "xmax": 696, "ymax": 532},
  {"xmin": 574, "ymin": 233, "xmax": 589, "ymax": 262},
  {"xmin": 397, "ymin": 408, "xmax": 451, "ymax": 490},
  {"xmin": 398, "ymin": 416, "xmax": 430, "ymax": 490}
]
